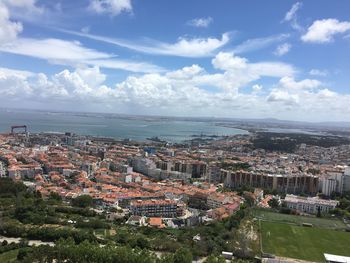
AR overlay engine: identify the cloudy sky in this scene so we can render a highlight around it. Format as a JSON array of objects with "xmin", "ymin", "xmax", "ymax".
[{"xmin": 1, "ymin": 0, "xmax": 350, "ymax": 121}]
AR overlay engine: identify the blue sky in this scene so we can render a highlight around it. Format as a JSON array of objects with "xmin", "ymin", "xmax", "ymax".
[{"xmin": 0, "ymin": 0, "xmax": 350, "ymax": 121}]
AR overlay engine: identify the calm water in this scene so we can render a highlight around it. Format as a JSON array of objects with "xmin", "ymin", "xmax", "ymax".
[
  {"xmin": 0, "ymin": 110, "xmax": 248, "ymax": 142},
  {"xmin": 266, "ymin": 128, "xmax": 324, "ymax": 135}
]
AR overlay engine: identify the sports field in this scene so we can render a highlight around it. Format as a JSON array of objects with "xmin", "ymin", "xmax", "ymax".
[
  {"xmin": 0, "ymin": 249, "xmax": 19, "ymax": 263},
  {"xmin": 260, "ymin": 221, "xmax": 350, "ymax": 262},
  {"xmin": 254, "ymin": 209, "xmax": 346, "ymax": 229}
]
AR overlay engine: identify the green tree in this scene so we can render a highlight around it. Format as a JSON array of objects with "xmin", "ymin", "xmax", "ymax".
[
  {"xmin": 268, "ymin": 198, "xmax": 279, "ymax": 209},
  {"xmin": 243, "ymin": 192, "xmax": 255, "ymax": 207},
  {"xmin": 173, "ymin": 247, "xmax": 192, "ymax": 263},
  {"xmin": 317, "ymin": 206, "xmax": 321, "ymax": 217},
  {"xmin": 48, "ymin": 192, "xmax": 62, "ymax": 202},
  {"xmin": 204, "ymin": 255, "xmax": 226, "ymax": 263},
  {"xmin": 72, "ymin": 195, "xmax": 93, "ymax": 208}
]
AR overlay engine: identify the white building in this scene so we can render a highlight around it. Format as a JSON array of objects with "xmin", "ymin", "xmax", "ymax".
[
  {"xmin": 324, "ymin": 253, "xmax": 350, "ymax": 263},
  {"xmin": 319, "ymin": 170, "xmax": 345, "ymax": 196},
  {"xmin": 0, "ymin": 161, "xmax": 7, "ymax": 177},
  {"xmin": 343, "ymin": 167, "xmax": 350, "ymax": 192},
  {"xmin": 321, "ymin": 178, "xmax": 337, "ymax": 196},
  {"xmin": 284, "ymin": 194, "xmax": 338, "ymax": 214}
]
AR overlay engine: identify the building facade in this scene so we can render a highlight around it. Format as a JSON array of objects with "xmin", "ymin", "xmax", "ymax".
[
  {"xmin": 130, "ymin": 199, "xmax": 179, "ymax": 218},
  {"xmin": 222, "ymin": 170, "xmax": 319, "ymax": 194},
  {"xmin": 284, "ymin": 194, "xmax": 338, "ymax": 214}
]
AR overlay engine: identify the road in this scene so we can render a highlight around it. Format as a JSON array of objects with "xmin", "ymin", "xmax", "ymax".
[{"xmin": 0, "ymin": 236, "xmax": 55, "ymax": 247}]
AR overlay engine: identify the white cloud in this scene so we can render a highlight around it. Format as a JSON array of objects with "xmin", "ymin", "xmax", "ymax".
[
  {"xmin": 3, "ymin": 0, "xmax": 43, "ymax": 12},
  {"xmin": 274, "ymin": 43, "xmax": 291, "ymax": 56},
  {"xmin": 0, "ymin": 2, "xmax": 23, "ymax": 44},
  {"xmin": 212, "ymin": 52, "xmax": 295, "ymax": 76},
  {"xmin": 152, "ymin": 33, "xmax": 230, "ymax": 57},
  {"xmin": 301, "ymin": 19, "xmax": 350, "ymax": 43},
  {"xmin": 2, "ymin": 0, "xmax": 45, "ymax": 25},
  {"xmin": 267, "ymin": 89, "xmax": 299, "ymax": 105},
  {"xmin": 88, "ymin": 0, "xmax": 132, "ymax": 16},
  {"xmin": 0, "ymin": 67, "xmax": 32, "ymax": 97},
  {"xmin": 233, "ymin": 34, "xmax": 289, "ymax": 54},
  {"xmin": 212, "ymin": 52, "xmax": 248, "ymax": 71},
  {"xmin": 1, "ymin": 54, "xmax": 349, "ymax": 121},
  {"xmin": 187, "ymin": 17, "xmax": 213, "ymax": 28},
  {"xmin": 166, "ymin": 65, "xmax": 204, "ymax": 79},
  {"xmin": 0, "ymin": 38, "xmax": 110, "ymax": 61},
  {"xmin": 283, "ymin": 2, "xmax": 303, "ymax": 31},
  {"xmin": 0, "ymin": 37, "xmax": 164, "ymax": 73},
  {"xmin": 209, "ymin": 52, "xmax": 295, "ymax": 93},
  {"xmin": 59, "ymin": 29, "xmax": 230, "ymax": 57},
  {"xmin": 278, "ymin": 76, "xmax": 321, "ymax": 90},
  {"xmin": 309, "ymin": 69, "xmax": 328, "ymax": 77},
  {"xmin": 0, "ymin": 67, "xmax": 34, "ymax": 78},
  {"xmin": 0, "ymin": 66, "xmax": 123, "ymax": 102},
  {"xmin": 0, "ymin": 52, "xmax": 295, "ymax": 108},
  {"xmin": 252, "ymin": 84, "xmax": 263, "ymax": 94},
  {"xmin": 267, "ymin": 77, "xmax": 322, "ymax": 106},
  {"xmin": 265, "ymin": 76, "xmax": 350, "ymax": 121}
]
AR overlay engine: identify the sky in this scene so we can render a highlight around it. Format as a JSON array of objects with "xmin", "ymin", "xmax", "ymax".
[{"xmin": 0, "ymin": 0, "xmax": 350, "ymax": 121}]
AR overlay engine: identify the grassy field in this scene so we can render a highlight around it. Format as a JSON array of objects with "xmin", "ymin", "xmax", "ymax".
[
  {"xmin": 261, "ymin": 221, "xmax": 350, "ymax": 262},
  {"xmin": 254, "ymin": 209, "xmax": 346, "ymax": 229},
  {"xmin": 0, "ymin": 249, "xmax": 19, "ymax": 263}
]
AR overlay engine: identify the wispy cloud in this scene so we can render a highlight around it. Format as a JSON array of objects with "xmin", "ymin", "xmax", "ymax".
[
  {"xmin": 0, "ymin": 67, "xmax": 35, "ymax": 78},
  {"xmin": 59, "ymin": 29, "xmax": 230, "ymax": 57},
  {"xmin": 284, "ymin": 2, "xmax": 301, "ymax": 22},
  {"xmin": 187, "ymin": 17, "xmax": 213, "ymax": 28},
  {"xmin": 0, "ymin": 37, "xmax": 164, "ymax": 73},
  {"xmin": 283, "ymin": 2, "xmax": 303, "ymax": 31},
  {"xmin": 232, "ymin": 34, "xmax": 289, "ymax": 54}
]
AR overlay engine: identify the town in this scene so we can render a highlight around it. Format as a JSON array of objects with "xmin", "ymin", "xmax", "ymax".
[{"xmin": 0, "ymin": 127, "xmax": 350, "ymax": 262}]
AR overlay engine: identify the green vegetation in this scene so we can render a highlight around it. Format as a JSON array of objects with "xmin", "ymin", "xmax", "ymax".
[
  {"xmin": 331, "ymin": 191, "xmax": 350, "ymax": 219},
  {"xmin": 0, "ymin": 179, "xmax": 103, "ymax": 245},
  {"xmin": 252, "ymin": 132, "xmax": 350, "ymax": 153},
  {"xmin": 14, "ymin": 238, "xmax": 216, "ymax": 263},
  {"xmin": 0, "ymin": 178, "xmax": 26, "ymax": 197},
  {"xmin": 267, "ymin": 198, "xmax": 279, "ymax": 209},
  {"xmin": 173, "ymin": 247, "xmax": 192, "ymax": 263},
  {"xmin": 109, "ymin": 209, "xmax": 248, "ymax": 258},
  {"xmin": 260, "ymin": 221, "xmax": 350, "ymax": 262},
  {"xmin": 203, "ymin": 255, "xmax": 226, "ymax": 263},
  {"xmin": 220, "ymin": 162, "xmax": 250, "ymax": 171},
  {"xmin": 17, "ymin": 238, "xmax": 161, "ymax": 262},
  {"xmin": 72, "ymin": 195, "xmax": 94, "ymax": 208},
  {"xmin": 0, "ymin": 178, "xmax": 255, "ymax": 261},
  {"xmin": 307, "ymin": 168, "xmax": 320, "ymax": 175}
]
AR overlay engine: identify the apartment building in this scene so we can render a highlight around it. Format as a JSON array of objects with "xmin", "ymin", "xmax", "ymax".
[
  {"xmin": 156, "ymin": 160, "xmax": 207, "ymax": 178},
  {"xmin": 131, "ymin": 157, "xmax": 191, "ymax": 180},
  {"xmin": 207, "ymin": 193, "xmax": 234, "ymax": 209},
  {"xmin": 222, "ymin": 170, "xmax": 319, "ymax": 194},
  {"xmin": 130, "ymin": 199, "xmax": 178, "ymax": 218}
]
